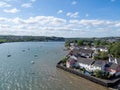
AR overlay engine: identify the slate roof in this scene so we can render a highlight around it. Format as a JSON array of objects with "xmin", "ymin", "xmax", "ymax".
[
  {"xmin": 79, "ymin": 48, "xmax": 93, "ymax": 54},
  {"xmin": 96, "ymin": 46, "xmax": 107, "ymax": 49},
  {"xmin": 109, "ymin": 63, "xmax": 118, "ymax": 70},
  {"xmin": 77, "ymin": 57, "xmax": 95, "ymax": 65},
  {"xmin": 93, "ymin": 60, "xmax": 107, "ymax": 67}
]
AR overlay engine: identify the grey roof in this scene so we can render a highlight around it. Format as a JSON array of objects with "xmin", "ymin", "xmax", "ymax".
[
  {"xmin": 93, "ymin": 60, "xmax": 107, "ymax": 67},
  {"xmin": 71, "ymin": 48, "xmax": 93, "ymax": 56},
  {"xmin": 96, "ymin": 46, "xmax": 107, "ymax": 49},
  {"xmin": 109, "ymin": 63, "xmax": 118, "ymax": 70},
  {"xmin": 72, "ymin": 49, "xmax": 79, "ymax": 54},
  {"xmin": 79, "ymin": 48, "xmax": 93, "ymax": 54},
  {"xmin": 77, "ymin": 57, "xmax": 95, "ymax": 65}
]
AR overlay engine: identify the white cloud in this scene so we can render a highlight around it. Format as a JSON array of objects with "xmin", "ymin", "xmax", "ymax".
[
  {"xmin": 57, "ymin": 10, "xmax": 63, "ymax": 14},
  {"xmin": 0, "ymin": 1, "xmax": 11, "ymax": 7},
  {"xmin": 24, "ymin": 16, "xmax": 67, "ymax": 26},
  {"xmin": 21, "ymin": 3, "xmax": 32, "ymax": 8},
  {"xmin": 115, "ymin": 23, "xmax": 120, "ymax": 27},
  {"xmin": 0, "ymin": 17, "xmax": 8, "ymax": 22},
  {"xmin": 69, "ymin": 19, "xmax": 120, "ymax": 28},
  {"xmin": 72, "ymin": 1, "xmax": 77, "ymax": 5},
  {"xmin": 66, "ymin": 12, "xmax": 79, "ymax": 18},
  {"xmin": 0, "ymin": 24, "xmax": 10, "ymax": 28},
  {"xmin": 0, "ymin": 16, "xmax": 120, "ymax": 37},
  {"xmin": 3, "ymin": 8, "xmax": 19, "ymax": 13}
]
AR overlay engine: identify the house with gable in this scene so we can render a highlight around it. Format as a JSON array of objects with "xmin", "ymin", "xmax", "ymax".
[
  {"xmin": 93, "ymin": 46, "xmax": 108, "ymax": 52},
  {"xmin": 77, "ymin": 57, "xmax": 95, "ymax": 71},
  {"xmin": 66, "ymin": 58, "xmax": 77, "ymax": 68},
  {"xmin": 79, "ymin": 48, "xmax": 93, "ymax": 58},
  {"xmin": 91, "ymin": 60, "xmax": 108, "ymax": 72}
]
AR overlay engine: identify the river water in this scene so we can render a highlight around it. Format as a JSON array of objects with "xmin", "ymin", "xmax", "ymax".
[{"xmin": 0, "ymin": 42, "xmax": 110, "ymax": 90}]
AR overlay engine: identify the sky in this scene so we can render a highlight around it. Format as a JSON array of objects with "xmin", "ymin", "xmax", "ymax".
[{"xmin": 0, "ymin": 0, "xmax": 120, "ymax": 37}]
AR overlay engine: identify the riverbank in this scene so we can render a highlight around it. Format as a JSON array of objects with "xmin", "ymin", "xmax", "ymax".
[
  {"xmin": 56, "ymin": 61, "xmax": 120, "ymax": 88},
  {"xmin": 0, "ymin": 35, "xmax": 65, "ymax": 43}
]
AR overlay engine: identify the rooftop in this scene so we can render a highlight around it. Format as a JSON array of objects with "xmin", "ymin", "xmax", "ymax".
[{"xmin": 77, "ymin": 57, "xmax": 95, "ymax": 65}]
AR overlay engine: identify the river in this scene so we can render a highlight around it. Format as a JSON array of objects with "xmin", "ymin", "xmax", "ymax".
[{"xmin": 0, "ymin": 42, "xmax": 110, "ymax": 90}]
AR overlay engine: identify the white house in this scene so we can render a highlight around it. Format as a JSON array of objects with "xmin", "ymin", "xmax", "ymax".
[
  {"xmin": 77, "ymin": 57, "xmax": 95, "ymax": 71},
  {"xmin": 91, "ymin": 60, "xmax": 107, "ymax": 72},
  {"xmin": 94, "ymin": 46, "xmax": 108, "ymax": 52},
  {"xmin": 77, "ymin": 57, "xmax": 108, "ymax": 72}
]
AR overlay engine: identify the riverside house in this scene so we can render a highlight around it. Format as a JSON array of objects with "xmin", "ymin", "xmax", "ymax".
[
  {"xmin": 91, "ymin": 60, "xmax": 107, "ymax": 72},
  {"xmin": 79, "ymin": 48, "xmax": 93, "ymax": 58},
  {"xmin": 66, "ymin": 57, "xmax": 106, "ymax": 72},
  {"xmin": 106, "ymin": 63, "xmax": 120, "ymax": 76},
  {"xmin": 66, "ymin": 58, "xmax": 77, "ymax": 68},
  {"xmin": 68, "ymin": 48, "xmax": 93, "ymax": 58},
  {"xmin": 77, "ymin": 57, "xmax": 95, "ymax": 71}
]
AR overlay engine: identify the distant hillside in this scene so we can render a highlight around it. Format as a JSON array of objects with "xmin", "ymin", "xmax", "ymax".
[
  {"xmin": 65, "ymin": 37, "xmax": 120, "ymax": 42},
  {"xmin": 0, "ymin": 35, "xmax": 119, "ymax": 43},
  {"xmin": 0, "ymin": 35, "xmax": 65, "ymax": 43}
]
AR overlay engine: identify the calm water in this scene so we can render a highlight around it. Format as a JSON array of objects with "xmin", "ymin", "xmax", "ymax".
[{"xmin": 0, "ymin": 42, "xmax": 110, "ymax": 90}]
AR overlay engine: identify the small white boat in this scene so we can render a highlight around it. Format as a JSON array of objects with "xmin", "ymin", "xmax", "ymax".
[{"xmin": 31, "ymin": 61, "xmax": 35, "ymax": 64}]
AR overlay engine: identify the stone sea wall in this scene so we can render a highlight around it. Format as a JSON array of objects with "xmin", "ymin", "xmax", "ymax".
[{"xmin": 56, "ymin": 61, "xmax": 120, "ymax": 87}]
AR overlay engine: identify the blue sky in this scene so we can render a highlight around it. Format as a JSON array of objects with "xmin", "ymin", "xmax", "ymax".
[{"xmin": 0, "ymin": 0, "xmax": 120, "ymax": 37}]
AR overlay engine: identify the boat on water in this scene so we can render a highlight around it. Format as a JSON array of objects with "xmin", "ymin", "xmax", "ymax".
[
  {"xmin": 31, "ymin": 61, "xmax": 35, "ymax": 64},
  {"xmin": 22, "ymin": 50, "xmax": 25, "ymax": 52},
  {"xmin": 7, "ymin": 55, "xmax": 11, "ymax": 57},
  {"xmin": 34, "ymin": 55, "xmax": 38, "ymax": 57}
]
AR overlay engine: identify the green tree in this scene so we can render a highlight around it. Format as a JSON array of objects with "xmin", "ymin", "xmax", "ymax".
[
  {"xmin": 61, "ymin": 56, "xmax": 70, "ymax": 64},
  {"xmin": 65, "ymin": 41, "xmax": 70, "ymax": 47},
  {"xmin": 77, "ymin": 40, "xmax": 83, "ymax": 46},
  {"xmin": 93, "ymin": 52, "xmax": 108, "ymax": 60},
  {"xmin": 100, "ymin": 52, "xmax": 108, "ymax": 60},
  {"xmin": 109, "ymin": 42, "xmax": 120, "ymax": 58},
  {"xmin": 94, "ymin": 70, "xmax": 103, "ymax": 78},
  {"xmin": 94, "ymin": 40, "xmax": 101, "ymax": 46}
]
